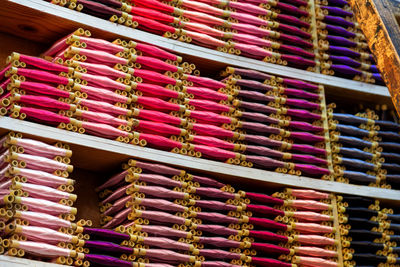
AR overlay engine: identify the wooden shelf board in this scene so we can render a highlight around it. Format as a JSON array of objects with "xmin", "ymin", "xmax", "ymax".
[
  {"xmin": 0, "ymin": 0, "xmax": 391, "ymax": 102},
  {"xmin": 1, "ymin": 117, "xmax": 400, "ymax": 202},
  {"xmin": 0, "ymin": 255, "xmax": 63, "ymax": 267}
]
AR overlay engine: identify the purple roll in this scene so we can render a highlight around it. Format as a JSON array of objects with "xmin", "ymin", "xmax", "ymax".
[
  {"xmin": 291, "ymin": 143, "xmax": 327, "ymax": 155},
  {"xmin": 281, "ymin": 78, "xmax": 319, "ymax": 91},
  {"xmin": 325, "ymin": 24, "xmax": 356, "ymax": 38},
  {"xmin": 290, "ymin": 131, "xmax": 325, "ymax": 143},
  {"xmin": 246, "ymin": 155, "xmax": 286, "ymax": 168},
  {"xmin": 236, "ymin": 79, "xmax": 273, "ymax": 91},
  {"xmin": 240, "ymin": 111, "xmax": 278, "ymax": 124},
  {"xmin": 285, "ymin": 98, "xmax": 321, "ymax": 109},
  {"xmin": 83, "ymin": 228, "xmax": 130, "ymax": 243},
  {"xmin": 84, "ymin": 254, "xmax": 132, "ymax": 267},
  {"xmin": 332, "ymin": 113, "xmax": 368, "ymax": 125},
  {"xmin": 338, "ymin": 135, "xmax": 374, "ymax": 148},
  {"xmin": 339, "ymin": 147, "xmax": 374, "ymax": 160},
  {"xmin": 340, "ymin": 157, "xmax": 376, "ymax": 171},
  {"xmin": 240, "ymin": 121, "xmax": 281, "ymax": 135},
  {"xmin": 286, "ymin": 108, "xmax": 322, "ymax": 120},
  {"xmin": 328, "ymin": 46, "xmax": 360, "ymax": 58},
  {"xmin": 277, "ymin": 14, "xmax": 310, "ymax": 29},
  {"xmin": 328, "ymin": 0, "xmax": 349, "ymax": 6},
  {"xmin": 323, "ymin": 15, "xmax": 354, "ymax": 28},
  {"xmin": 230, "ymin": 68, "xmax": 273, "ymax": 81},
  {"xmin": 325, "ymin": 35, "xmax": 357, "ymax": 47},
  {"xmin": 84, "ymin": 241, "xmax": 132, "ymax": 254},
  {"xmin": 289, "ymin": 121, "xmax": 324, "ymax": 132},
  {"xmin": 330, "ymin": 64, "xmax": 362, "ymax": 76},
  {"xmin": 283, "ymin": 88, "xmax": 320, "ymax": 100},
  {"xmin": 320, "ymin": 6, "xmax": 353, "ymax": 17},
  {"xmin": 328, "ymin": 55, "xmax": 361, "ymax": 68},
  {"xmin": 343, "ymin": 170, "xmax": 377, "ymax": 183},
  {"xmin": 372, "ymin": 73, "xmax": 383, "ymax": 83}
]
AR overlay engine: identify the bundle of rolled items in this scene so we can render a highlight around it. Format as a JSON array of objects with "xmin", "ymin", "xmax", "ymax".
[
  {"xmin": 315, "ymin": 0, "xmax": 383, "ymax": 84},
  {"xmin": 337, "ymin": 195, "xmax": 400, "ymax": 267},
  {"xmin": 0, "ymin": 131, "xmax": 90, "ymax": 265},
  {"xmin": 0, "ymin": 28, "xmax": 332, "ymax": 178},
  {"xmin": 48, "ymin": 0, "xmax": 320, "ymax": 71},
  {"xmin": 95, "ymin": 158, "xmax": 341, "ymax": 267},
  {"xmin": 327, "ymin": 105, "xmax": 400, "ymax": 189}
]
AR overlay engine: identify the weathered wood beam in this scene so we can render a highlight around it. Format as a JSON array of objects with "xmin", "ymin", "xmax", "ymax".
[{"xmin": 348, "ymin": 0, "xmax": 400, "ymax": 116}]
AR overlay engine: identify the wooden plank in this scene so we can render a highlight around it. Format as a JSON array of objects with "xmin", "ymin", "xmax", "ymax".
[
  {"xmin": 0, "ymin": 255, "xmax": 63, "ymax": 267},
  {"xmin": 1, "ymin": 117, "xmax": 400, "ymax": 202},
  {"xmin": 0, "ymin": 0, "xmax": 391, "ymax": 102},
  {"xmin": 348, "ymin": 0, "xmax": 400, "ymax": 116}
]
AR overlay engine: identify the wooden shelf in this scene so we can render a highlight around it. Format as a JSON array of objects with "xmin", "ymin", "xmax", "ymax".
[
  {"xmin": 0, "ymin": 0, "xmax": 391, "ymax": 104},
  {"xmin": 0, "ymin": 255, "xmax": 63, "ymax": 267},
  {"xmin": 1, "ymin": 117, "xmax": 399, "ymax": 203}
]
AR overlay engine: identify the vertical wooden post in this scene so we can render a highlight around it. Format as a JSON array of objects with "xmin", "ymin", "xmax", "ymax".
[{"xmin": 348, "ymin": 0, "xmax": 400, "ymax": 116}]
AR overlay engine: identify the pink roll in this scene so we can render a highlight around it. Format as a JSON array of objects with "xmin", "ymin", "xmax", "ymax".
[
  {"xmin": 185, "ymin": 75, "xmax": 226, "ymax": 90},
  {"xmin": 76, "ymin": 84, "xmax": 130, "ymax": 104},
  {"xmin": 103, "ymin": 207, "xmax": 131, "ymax": 228},
  {"xmin": 76, "ymin": 98, "xmax": 130, "ymax": 116},
  {"xmin": 136, "ymin": 210, "xmax": 187, "ymax": 225},
  {"xmin": 134, "ymin": 173, "xmax": 182, "ymax": 188},
  {"xmin": 11, "ymin": 167, "xmax": 73, "ymax": 188},
  {"xmin": 96, "ymin": 169, "xmax": 129, "ymax": 193},
  {"xmin": 79, "ymin": 121, "xmax": 131, "ymax": 139},
  {"xmin": 11, "ymin": 153, "xmax": 70, "ymax": 173},
  {"xmin": 101, "ymin": 184, "xmax": 131, "ymax": 205},
  {"xmin": 295, "ymin": 246, "xmax": 337, "ymax": 258},
  {"xmin": 129, "ymin": 68, "xmax": 178, "ymax": 85},
  {"xmin": 72, "ymin": 61, "xmax": 129, "ymax": 79},
  {"xmin": 191, "ymin": 135, "xmax": 236, "ymax": 150},
  {"xmin": 199, "ymin": 249, "xmax": 241, "ymax": 260},
  {"xmin": 188, "ymin": 110, "xmax": 234, "ymax": 125},
  {"xmin": 295, "ymin": 256, "xmax": 338, "ymax": 267},
  {"xmin": 289, "ymin": 189, "xmax": 330, "ymax": 199},
  {"xmin": 17, "ymin": 225, "xmax": 74, "ymax": 244},
  {"xmin": 144, "ymin": 248, "xmax": 192, "ymax": 263},
  {"xmin": 75, "ymin": 109, "xmax": 129, "ymax": 127},
  {"xmin": 289, "ymin": 200, "xmax": 331, "ymax": 211},
  {"xmin": 68, "ymin": 47, "xmax": 127, "ymax": 65},
  {"xmin": 16, "ymin": 182, "xmax": 74, "ymax": 202},
  {"xmin": 134, "ymin": 197, "xmax": 186, "ymax": 213},
  {"xmin": 294, "ymin": 222, "xmax": 334, "ymax": 234},
  {"xmin": 137, "ymin": 96, "xmax": 183, "ymax": 112},
  {"xmin": 11, "ymin": 240, "xmax": 73, "ymax": 258},
  {"xmin": 293, "ymin": 211, "xmax": 332, "ymax": 222},
  {"xmin": 16, "ymin": 210, "xmax": 72, "ymax": 229},
  {"xmin": 133, "ymin": 160, "xmax": 184, "ymax": 176},
  {"xmin": 133, "ymin": 55, "xmax": 179, "ymax": 73},
  {"xmin": 296, "ymin": 235, "xmax": 336, "ymax": 246},
  {"xmin": 193, "ymin": 144, "xmax": 237, "ymax": 160},
  {"xmin": 18, "ymin": 196, "xmax": 75, "ymax": 215},
  {"xmin": 191, "ymin": 175, "xmax": 225, "ymax": 188},
  {"xmin": 137, "ymin": 185, "xmax": 187, "ymax": 200},
  {"xmin": 8, "ymin": 137, "xmax": 70, "ymax": 158},
  {"xmin": 103, "ymin": 195, "xmax": 131, "ymax": 216},
  {"xmin": 144, "ymin": 236, "xmax": 191, "ymax": 251},
  {"xmin": 75, "ymin": 72, "xmax": 130, "ymax": 91},
  {"xmin": 13, "ymin": 80, "xmax": 71, "ymax": 98},
  {"xmin": 136, "ymin": 224, "xmax": 189, "ymax": 238}
]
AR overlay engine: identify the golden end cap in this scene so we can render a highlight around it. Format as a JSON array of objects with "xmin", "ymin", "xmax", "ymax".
[
  {"xmin": 66, "ymin": 165, "xmax": 74, "ymax": 173},
  {"xmin": 70, "ymin": 207, "xmax": 77, "ymax": 215}
]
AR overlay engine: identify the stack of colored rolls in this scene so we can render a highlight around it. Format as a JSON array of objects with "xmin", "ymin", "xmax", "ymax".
[
  {"xmin": 327, "ymin": 105, "xmax": 400, "ymax": 188},
  {"xmin": 337, "ymin": 195, "xmax": 400, "ymax": 266},
  {"xmin": 315, "ymin": 0, "xmax": 383, "ymax": 84},
  {"xmin": 0, "ymin": 28, "xmax": 332, "ymax": 178},
  {"xmin": 49, "ymin": 0, "xmax": 320, "ymax": 71},
  {"xmin": 96, "ymin": 159, "xmax": 340, "ymax": 266},
  {"xmin": 0, "ymin": 131, "xmax": 89, "ymax": 265}
]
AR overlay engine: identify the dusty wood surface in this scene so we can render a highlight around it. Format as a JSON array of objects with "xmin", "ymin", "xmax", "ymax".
[{"xmin": 349, "ymin": 0, "xmax": 400, "ymax": 116}]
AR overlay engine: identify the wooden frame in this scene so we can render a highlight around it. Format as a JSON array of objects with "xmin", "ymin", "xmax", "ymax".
[{"xmin": 349, "ymin": 0, "xmax": 400, "ymax": 116}]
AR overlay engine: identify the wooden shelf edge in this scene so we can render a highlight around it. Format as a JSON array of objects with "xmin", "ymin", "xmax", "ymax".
[
  {"xmin": 2, "ymin": 117, "xmax": 400, "ymax": 202},
  {"xmin": 0, "ymin": 255, "xmax": 64, "ymax": 267},
  {"xmin": 2, "ymin": 0, "xmax": 390, "ymax": 100}
]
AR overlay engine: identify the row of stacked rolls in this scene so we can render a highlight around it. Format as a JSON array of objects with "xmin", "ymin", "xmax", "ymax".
[
  {"xmin": 0, "ymin": 28, "xmax": 332, "ymax": 178},
  {"xmin": 45, "ymin": 0, "xmax": 383, "ymax": 84},
  {"xmin": 327, "ymin": 106, "xmax": 400, "ymax": 189}
]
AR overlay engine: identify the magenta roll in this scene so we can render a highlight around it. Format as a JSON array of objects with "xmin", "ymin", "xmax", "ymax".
[
  {"xmin": 13, "ymin": 94, "xmax": 73, "ymax": 111},
  {"xmin": 74, "ymin": 72, "xmax": 130, "ymax": 91},
  {"xmin": 75, "ymin": 98, "xmax": 130, "ymax": 116},
  {"xmin": 135, "ymin": 109, "xmax": 184, "ymax": 126},
  {"xmin": 191, "ymin": 123, "xmax": 235, "ymax": 138},
  {"xmin": 131, "ymin": 55, "xmax": 181, "ymax": 73},
  {"xmin": 191, "ymin": 135, "xmax": 236, "ymax": 150},
  {"xmin": 131, "ymin": 15, "xmax": 179, "ymax": 35},
  {"xmin": 251, "ymin": 257, "xmax": 292, "ymax": 267},
  {"xmin": 74, "ymin": 84, "xmax": 131, "ymax": 104},
  {"xmin": 188, "ymin": 110, "xmax": 234, "ymax": 125},
  {"xmin": 129, "ymin": 68, "xmax": 178, "ymax": 85},
  {"xmin": 139, "ymin": 133, "xmax": 183, "ymax": 150},
  {"xmin": 136, "ymin": 96, "xmax": 183, "ymax": 112},
  {"xmin": 133, "ymin": 160, "xmax": 183, "ymax": 176},
  {"xmin": 10, "ymin": 53, "xmax": 73, "ymax": 74},
  {"xmin": 7, "ymin": 67, "xmax": 73, "ymax": 86},
  {"xmin": 14, "ymin": 106, "xmax": 71, "ymax": 125},
  {"xmin": 193, "ymin": 144, "xmax": 237, "ymax": 161},
  {"xmin": 248, "ymin": 217, "xmax": 287, "ymax": 231},
  {"xmin": 185, "ymin": 86, "xmax": 229, "ymax": 101},
  {"xmin": 135, "ymin": 83, "xmax": 180, "ymax": 99},
  {"xmin": 75, "ymin": 109, "xmax": 129, "ymax": 127},
  {"xmin": 13, "ymin": 80, "xmax": 71, "ymax": 99}
]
